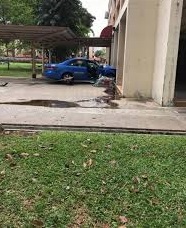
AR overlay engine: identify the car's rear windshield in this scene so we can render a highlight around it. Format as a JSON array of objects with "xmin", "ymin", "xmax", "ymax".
[
  {"xmin": 59, "ymin": 59, "xmax": 70, "ymax": 65},
  {"xmin": 60, "ymin": 58, "xmax": 88, "ymax": 66}
]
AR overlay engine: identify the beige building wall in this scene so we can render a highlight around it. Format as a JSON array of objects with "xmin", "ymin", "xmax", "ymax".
[
  {"xmin": 122, "ymin": 0, "xmax": 158, "ymax": 98},
  {"xmin": 108, "ymin": 0, "xmax": 183, "ymax": 106}
]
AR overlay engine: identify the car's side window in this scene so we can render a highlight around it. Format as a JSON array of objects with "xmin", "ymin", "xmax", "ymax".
[
  {"xmin": 69, "ymin": 60, "xmax": 86, "ymax": 67},
  {"xmin": 68, "ymin": 60, "xmax": 77, "ymax": 66},
  {"xmin": 87, "ymin": 61, "xmax": 98, "ymax": 69}
]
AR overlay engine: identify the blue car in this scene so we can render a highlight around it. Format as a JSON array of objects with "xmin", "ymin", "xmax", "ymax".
[{"xmin": 44, "ymin": 58, "xmax": 116, "ymax": 84}]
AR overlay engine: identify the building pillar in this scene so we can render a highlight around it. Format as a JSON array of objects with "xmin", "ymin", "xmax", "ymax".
[
  {"xmin": 161, "ymin": 0, "xmax": 183, "ymax": 106},
  {"xmin": 152, "ymin": 0, "xmax": 183, "ymax": 106},
  {"xmin": 112, "ymin": 27, "xmax": 119, "ymax": 67},
  {"xmin": 122, "ymin": 0, "xmax": 158, "ymax": 98},
  {"xmin": 110, "ymin": 37, "xmax": 115, "ymax": 65},
  {"xmin": 116, "ymin": 14, "xmax": 126, "ymax": 89}
]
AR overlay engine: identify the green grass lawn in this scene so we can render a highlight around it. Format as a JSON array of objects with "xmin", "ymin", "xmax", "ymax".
[
  {"xmin": 0, "ymin": 132, "xmax": 186, "ymax": 227},
  {"xmin": 0, "ymin": 62, "xmax": 42, "ymax": 77}
]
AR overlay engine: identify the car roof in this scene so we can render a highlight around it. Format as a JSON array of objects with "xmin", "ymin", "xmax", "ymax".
[
  {"xmin": 71, "ymin": 57, "xmax": 88, "ymax": 61},
  {"xmin": 61, "ymin": 57, "xmax": 91, "ymax": 65}
]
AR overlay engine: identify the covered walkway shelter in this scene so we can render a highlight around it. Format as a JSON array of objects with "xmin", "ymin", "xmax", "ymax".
[
  {"xmin": 0, "ymin": 24, "xmax": 112, "ymax": 78},
  {"xmin": 0, "ymin": 25, "xmax": 76, "ymax": 78}
]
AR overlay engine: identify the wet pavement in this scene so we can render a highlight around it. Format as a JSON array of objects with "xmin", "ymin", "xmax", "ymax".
[
  {"xmin": 0, "ymin": 77, "xmax": 120, "ymax": 109},
  {"xmin": 0, "ymin": 77, "xmax": 117, "ymax": 108}
]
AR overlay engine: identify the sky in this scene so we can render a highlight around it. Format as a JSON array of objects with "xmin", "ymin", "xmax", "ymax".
[{"xmin": 81, "ymin": 0, "xmax": 109, "ymax": 37}]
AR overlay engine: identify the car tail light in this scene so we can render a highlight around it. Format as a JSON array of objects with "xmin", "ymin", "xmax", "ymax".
[{"xmin": 45, "ymin": 64, "xmax": 58, "ymax": 70}]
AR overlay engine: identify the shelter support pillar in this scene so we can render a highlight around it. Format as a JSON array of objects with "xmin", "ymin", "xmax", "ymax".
[
  {"xmin": 41, "ymin": 47, "xmax": 45, "ymax": 75},
  {"xmin": 5, "ymin": 43, "xmax": 10, "ymax": 71},
  {"xmin": 31, "ymin": 45, "xmax": 36, "ymax": 79},
  {"xmin": 109, "ymin": 46, "xmax": 111, "ymax": 65},
  {"xmin": 87, "ymin": 46, "xmax": 89, "ymax": 59},
  {"xmin": 48, "ymin": 50, "xmax": 52, "ymax": 63}
]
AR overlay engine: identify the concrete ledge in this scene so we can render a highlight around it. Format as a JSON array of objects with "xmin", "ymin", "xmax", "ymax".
[{"xmin": 2, "ymin": 123, "xmax": 186, "ymax": 135}]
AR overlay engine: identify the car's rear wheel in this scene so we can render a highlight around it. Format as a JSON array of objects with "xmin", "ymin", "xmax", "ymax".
[{"xmin": 62, "ymin": 73, "xmax": 74, "ymax": 85}]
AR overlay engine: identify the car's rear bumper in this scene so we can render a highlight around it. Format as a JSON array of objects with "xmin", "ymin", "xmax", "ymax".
[{"xmin": 43, "ymin": 72, "xmax": 61, "ymax": 80}]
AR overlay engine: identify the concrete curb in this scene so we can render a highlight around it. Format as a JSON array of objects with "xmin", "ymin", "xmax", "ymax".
[{"xmin": 1, "ymin": 123, "xmax": 186, "ymax": 135}]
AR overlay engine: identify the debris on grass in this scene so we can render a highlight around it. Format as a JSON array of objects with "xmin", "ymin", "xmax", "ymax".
[
  {"xmin": 5, "ymin": 153, "xmax": 14, "ymax": 161},
  {"xmin": 83, "ymin": 159, "xmax": 93, "ymax": 168},
  {"xmin": 31, "ymin": 219, "xmax": 44, "ymax": 227},
  {"xmin": 20, "ymin": 153, "xmax": 29, "ymax": 158},
  {"xmin": 119, "ymin": 215, "xmax": 128, "ymax": 224},
  {"xmin": 81, "ymin": 143, "xmax": 88, "ymax": 148},
  {"xmin": 33, "ymin": 153, "xmax": 40, "ymax": 157}
]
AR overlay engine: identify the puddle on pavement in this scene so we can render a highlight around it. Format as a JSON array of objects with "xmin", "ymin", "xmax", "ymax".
[
  {"xmin": 1, "ymin": 100, "xmax": 80, "ymax": 108},
  {"xmin": 0, "ymin": 98, "xmax": 118, "ymax": 109}
]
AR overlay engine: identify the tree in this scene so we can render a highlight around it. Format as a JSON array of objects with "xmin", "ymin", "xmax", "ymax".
[
  {"xmin": 0, "ymin": 0, "xmax": 11, "ymax": 24},
  {"xmin": 94, "ymin": 49, "xmax": 106, "ymax": 58},
  {"xmin": 37, "ymin": 0, "xmax": 96, "ymax": 60},
  {"xmin": 9, "ymin": 0, "xmax": 38, "ymax": 25},
  {"xmin": 0, "ymin": 0, "xmax": 96, "ymax": 61},
  {"xmin": 37, "ymin": 0, "xmax": 95, "ymax": 36},
  {"xmin": 0, "ymin": 0, "xmax": 42, "ymax": 70},
  {"xmin": 0, "ymin": 0, "xmax": 41, "ymax": 25}
]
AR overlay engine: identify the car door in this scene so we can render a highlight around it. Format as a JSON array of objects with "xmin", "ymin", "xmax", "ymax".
[
  {"xmin": 68, "ymin": 59, "xmax": 88, "ymax": 80},
  {"xmin": 87, "ymin": 60, "xmax": 100, "ymax": 78}
]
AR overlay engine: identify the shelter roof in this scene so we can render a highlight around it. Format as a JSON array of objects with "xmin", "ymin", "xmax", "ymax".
[
  {"xmin": 0, "ymin": 24, "xmax": 111, "ymax": 48},
  {"xmin": 0, "ymin": 24, "xmax": 76, "ymax": 47},
  {"xmin": 54, "ymin": 37, "xmax": 112, "ymax": 48}
]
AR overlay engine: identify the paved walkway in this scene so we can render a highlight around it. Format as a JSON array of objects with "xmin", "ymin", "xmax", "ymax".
[
  {"xmin": 0, "ymin": 101, "xmax": 186, "ymax": 132},
  {"xmin": 0, "ymin": 77, "xmax": 186, "ymax": 132}
]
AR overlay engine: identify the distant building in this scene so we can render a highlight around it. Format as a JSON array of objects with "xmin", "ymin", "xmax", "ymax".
[{"xmin": 108, "ymin": 0, "xmax": 186, "ymax": 106}]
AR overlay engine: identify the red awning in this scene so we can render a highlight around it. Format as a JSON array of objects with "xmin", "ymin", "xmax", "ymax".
[{"xmin": 100, "ymin": 25, "xmax": 113, "ymax": 38}]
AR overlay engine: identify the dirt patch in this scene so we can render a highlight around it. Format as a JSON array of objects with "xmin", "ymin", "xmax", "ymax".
[
  {"xmin": 68, "ymin": 205, "xmax": 111, "ymax": 228},
  {"xmin": 68, "ymin": 206, "xmax": 90, "ymax": 228}
]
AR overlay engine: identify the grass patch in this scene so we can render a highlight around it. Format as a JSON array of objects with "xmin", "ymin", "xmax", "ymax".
[
  {"xmin": 0, "ymin": 132, "xmax": 186, "ymax": 227},
  {"xmin": 0, "ymin": 62, "xmax": 42, "ymax": 77}
]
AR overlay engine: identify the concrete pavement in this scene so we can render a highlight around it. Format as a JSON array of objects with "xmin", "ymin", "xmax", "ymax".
[{"xmin": 0, "ymin": 77, "xmax": 186, "ymax": 133}]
